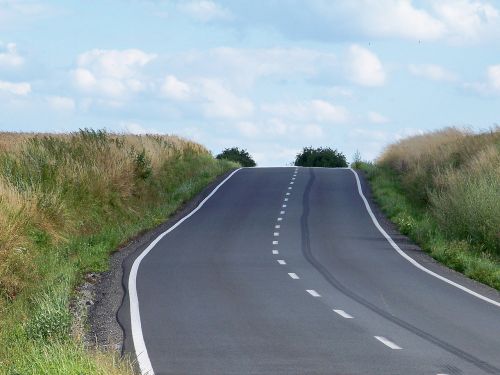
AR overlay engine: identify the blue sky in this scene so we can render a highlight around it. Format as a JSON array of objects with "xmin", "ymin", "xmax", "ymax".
[{"xmin": 1, "ymin": 0, "xmax": 499, "ymax": 165}]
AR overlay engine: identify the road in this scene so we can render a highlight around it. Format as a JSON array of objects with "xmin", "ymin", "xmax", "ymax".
[{"xmin": 120, "ymin": 167, "xmax": 500, "ymax": 375}]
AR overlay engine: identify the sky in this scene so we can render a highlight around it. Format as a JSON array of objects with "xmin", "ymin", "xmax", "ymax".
[{"xmin": 1, "ymin": 0, "xmax": 500, "ymax": 165}]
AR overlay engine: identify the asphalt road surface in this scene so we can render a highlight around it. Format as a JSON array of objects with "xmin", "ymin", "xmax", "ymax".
[{"xmin": 121, "ymin": 167, "xmax": 500, "ymax": 375}]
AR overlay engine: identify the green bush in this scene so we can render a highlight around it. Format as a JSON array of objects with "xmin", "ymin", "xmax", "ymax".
[
  {"xmin": 294, "ymin": 147, "xmax": 347, "ymax": 167},
  {"xmin": 216, "ymin": 147, "xmax": 256, "ymax": 167}
]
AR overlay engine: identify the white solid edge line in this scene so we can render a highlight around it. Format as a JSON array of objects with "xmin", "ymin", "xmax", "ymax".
[
  {"xmin": 349, "ymin": 168, "xmax": 500, "ymax": 308},
  {"xmin": 333, "ymin": 309, "xmax": 354, "ymax": 319},
  {"xmin": 128, "ymin": 168, "xmax": 242, "ymax": 375},
  {"xmin": 374, "ymin": 336, "xmax": 402, "ymax": 350}
]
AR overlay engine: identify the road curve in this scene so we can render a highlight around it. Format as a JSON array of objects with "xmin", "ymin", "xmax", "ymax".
[{"xmin": 120, "ymin": 167, "xmax": 500, "ymax": 375}]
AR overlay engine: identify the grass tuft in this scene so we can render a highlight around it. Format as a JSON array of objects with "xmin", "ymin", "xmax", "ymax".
[
  {"xmin": 0, "ymin": 129, "xmax": 237, "ymax": 374},
  {"xmin": 359, "ymin": 127, "xmax": 500, "ymax": 290}
]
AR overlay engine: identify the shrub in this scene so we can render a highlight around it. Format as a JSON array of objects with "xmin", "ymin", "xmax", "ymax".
[
  {"xmin": 216, "ymin": 147, "xmax": 256, "ymax": 167},
  {"xmin": 294, "ymin": 147, "xmax": 347, "ymax": 167}
]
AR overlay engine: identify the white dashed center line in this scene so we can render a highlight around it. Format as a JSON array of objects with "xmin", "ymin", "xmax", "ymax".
[
  {"xmin": 306, "ymin": 289, "xmax": 321, "ymax": 297},
  {"xmin": 288, "ymin": 187, "xmax": 292, "ymax": 190},
  {"xmin": 272, "ymin": 250, "xmax": 279, "ymax": 255},
  {"xmin": 282, "ymin": 204, "xmax": 287, "ymax": 208},
  {"xmin": 286, "ymin": 192, "xmax": 290, "ymax": 196},
  {"xmin": 284, "ymin": 198, "xmax": 288, "ymax": 201},
  {"xmin": 374, "ymin": 336, "xmax": 402, "ymax": 350},
  {"xmin": 272, "ymin": 240, "xmax": 279, "ymax": 245},
  {"xmin": 277, "ymin": 217, "xmax": 283, "ymax": 221},
  {"xmin": 280, "ymin": 210, "xmax": 285, "ymax": 214},
  {"xmin": 275, "ymin": 225, "xmax": 280, "ymax": 229},
  {"xmin": 288, "ymin": 273, "xmax": 300, "ymax": 279},
  {"xmin": 274, "ymin": 232, "xmax": 279, "ymax": 236},
  {"xmin": 277, "ymin": 260, "xmax": 286, "ymax": 265},
  {"xmin": 290, "ymin": 182, "xmax": 294, "ymax": 185},
  {"xmin": 333, "ymin": 309, "xmax": 354, "ymax": 319}
]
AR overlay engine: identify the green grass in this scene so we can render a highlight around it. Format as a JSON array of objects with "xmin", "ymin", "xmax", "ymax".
[
  {"xmin": 358, "ymin": 162, "xmax": 500, "ymax": 290},
  {"xmin": 0, "ymin": 130, "xmax": 237, "ymax": 374}
]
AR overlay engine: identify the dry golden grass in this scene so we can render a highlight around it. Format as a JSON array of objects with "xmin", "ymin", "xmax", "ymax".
[
  {"xmin": 0, "ymin": 129, "xmax": 235, "ymax": 374},
  {"xmin": 0, "ymin": 130, "xmax": 212, "ymax": 301},
  {"xmin": 377, "ymin": 126, "xmax": 500, "ymax": 255}
]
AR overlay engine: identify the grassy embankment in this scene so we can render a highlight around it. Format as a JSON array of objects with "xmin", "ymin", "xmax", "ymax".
[
  {"xmin": 0, "ymin": 130, "xmax": 236, "ymax": 374},
  {"xmin": 357, "ymin": 127, "xmax": 499, "ymax": 290}
]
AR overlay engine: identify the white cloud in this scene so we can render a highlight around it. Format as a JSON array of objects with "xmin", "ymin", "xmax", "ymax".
[
  {"xmin": 368, "ymin": 111, "xmax": 389, "ymax": 124},
  {"xmin": 302, "ymin": 123, "xmax": 324, "ymax": 139},
  {"xmin": 262, "ymin": 100, "xmax": 349, "ymax": 124},
  {"xmin": 161, "ymin": 75, "xmax": 191, "ymax": 100},
  {"xmin": 0, "ymin": 42, "xmax": 24, "ymax": 67},
  {"xmin": 464, "ymin": 64, "xmax": 500, "ymax": 94},
  {"xmin": 347, "ymin": 45, "xmax": 385, "ymax": 87},
  {"xmin": 0, "ymin": 0, "xmax": 49, "ymax": 26},
  {"xmin": 0, "ymin": 80, "xmax": 30, "ymax": 95},
  {"xmin": 72, "ymin": 49, "xmax": 156, "ymax": 98},
  {"xmin": 409, "ymin": 63, "xmax": 457, "ymax": 82},
  {"xmin": 46, "ymin": 96, "xmax": 75, "ymax": 111},
  {"xmin": 179, "ymin": 0, "xmax": 231, "ymax": 21},
  {"xmin": 121, "ymin": 121, "xmax": 159, "ymax": 135},
  {"xmin": 167, "ymin": 47, "xmax": 336, "ymax": 89},
  {"xmin": 353, "ymin": 0, "xmax": 445, "ymax": 41},
  {"xmin": 432, "ymin": 0, "xmax": 500, "ymax": 43},
  {"xmin": 236, "ymin": 121, "xmax": 260, "ymax": 138},
  {"xmin": 328, "ymin": 86, "xmax": 354, "ymax": 98},
  {"xmin": 487, "ymin": 64, "xmax": 500, "ymax": 90},
  {"xmin": 199, "ymin": 79, "xmax": 254, "ymax": 119}
]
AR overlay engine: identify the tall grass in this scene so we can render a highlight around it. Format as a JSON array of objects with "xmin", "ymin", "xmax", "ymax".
[
  {"xmin": 0, "ymin": 129, "xmax": 236, "ymax": 374},
  {"xmin": 362, "ymin": 127, "xmax": 499, "ymax": 289}
]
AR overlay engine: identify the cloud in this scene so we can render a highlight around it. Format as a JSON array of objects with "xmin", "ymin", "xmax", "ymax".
[
  {"xmin": 46, "ymin": 96, "xmax": 75, "ymax": 111},
  {"xmin": 167, "ymin": 47, "xmax": 336, "ymax": 88},
  {"xmin": 346, "ymin": 45, "xmax": 385, "ymax": 87},
  {"xmin": 0, "ymin": 80, "xmax": 31, "ymax": 95},
  {"xmin": 464, "ymin": 64, "xmax": 500, "ymax": 94},
  {"xmin": 199, "ymin": 79, "xmax": 254, "ymax": 119},
  {"xmin": 351, "ymin": 0, "xmax": 445, "ymax": 41},
  {"xmin": 409, "ymin": 63, "xmax": 457, "ymax": 82},
  {"xmin": 432, "ymin": 0, "xmax": 500, "ymax": 44},
  {"xmin": 217, "ymin": 0, "xmax": 500, "ymax": 44},
  {"xmin": 236, "ymin": 121, "xmax": 260, "ymax": 138},
  {"xmin": 121, "ymin": 121, "xmax": 160, "ymax": 135},
  {"xmin": 161, "ymin": 75, "xmax": 191, "ymax": 100},
  {"xmin": 0, "ymin": 0, "xmax": 50, "ymax": 27},
  {"xmin": 72, "ymin": 49, "xmax": 156, "ymax": 98},
  {"xmin": 487, "ymin": 64, "xmax": 500, "ymax": 90},
  {"xmin": 0, "ymin": 42, "xmax": 24, "ymax": 68},
  {"xmin": 262, "ymin": 100, "xmax": 349, "ymax": 124},
  {"xmin": 302, "ymin": 123, "xmax": 323, "ymax": 139},
  {"xmin": 368, "ymin": 111, "xmax": 389, "ymax": 124},
  {"xmin": 179, "ymin": 0, "xmax": 231, "ymax": 21}
]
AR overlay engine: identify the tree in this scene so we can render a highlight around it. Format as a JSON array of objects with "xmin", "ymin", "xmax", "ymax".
[
  {"xmin": 216, "ymin": 147, "xmax": 256, "ymax": 167},
  {"xmin": 294, "ymin": 147, "xmax": 347, "ymax": 168}
]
